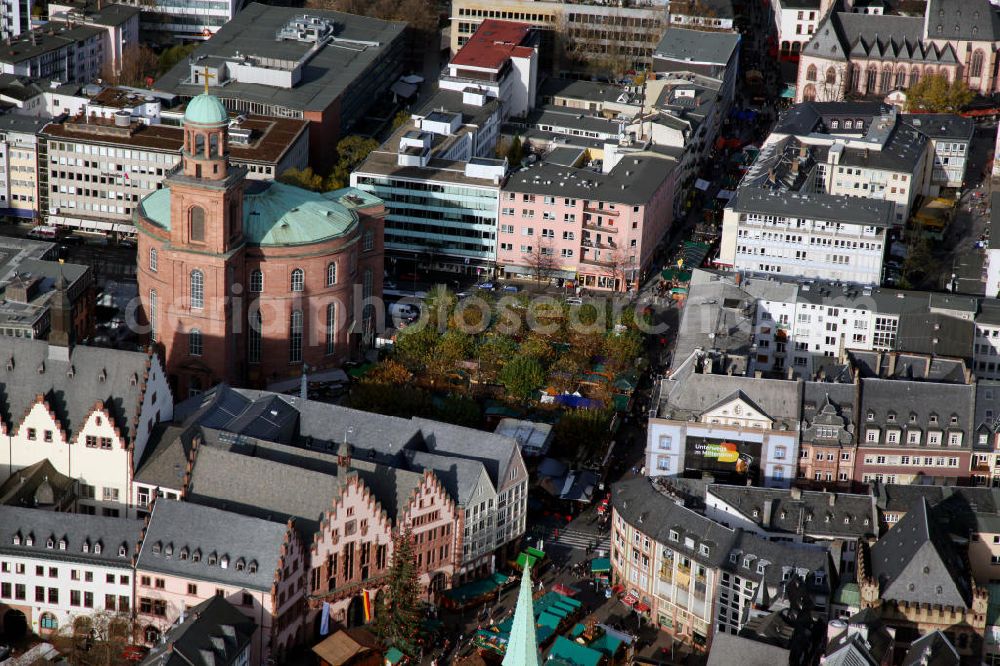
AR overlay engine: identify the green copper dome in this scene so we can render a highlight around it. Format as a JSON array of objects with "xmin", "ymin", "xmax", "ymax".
[{"xmin": 184, "ymin": 93, "xmax": 229, "ymax": 126}]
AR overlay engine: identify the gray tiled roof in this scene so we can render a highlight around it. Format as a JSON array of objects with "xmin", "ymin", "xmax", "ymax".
[
  {"xmin": 801, "ymin": 381, "xmax": 857, "ymax": 446},
  {"xmin": 925, "ymin": 0, "xmax": 1000, "ymax": 42},
  {"xmin": 0, "ymin": 339, "xmax": 156, "ymax": 445},
  {"xmin": 868, "ymin": 497, "xmax": 971, "ymax": 608},
  {"xmin": 137, "ymin": 500, "xmax": 288, "ymax": 592},
  {"xmin": 900, "ymin": 630, "xmax": 960, "ymax": 666},
  {"xmin": 707, "ymin": 484, "xmax": 876, "ymax": 539},
  {"xmin": 653, "ymin": 27, "xmax": 740, "ymax": 66},
  {"xmin": 140, "ymin": 595, "xmax": 256, "ymax": 666},
  {"xmin": 504, "ymin": 152, "xmax": 677, "ymax": 207},
  {"xmin": 706, "ymin": 632, "xmax": 790, "ymax": 666},
  {"xmin": 659, "ymin": 372, "xmax": 802, "ymax": 429},
  {"xmin": 0, "ymin": 505, "xmax": 139, "ymax": 567},
  {"xmin": 804, "ymin": 12, "xmax": 957, "ymax": 64},
  {"xmin": 859, "ymin": 378, "xmax": 974, "ymax": 441},
  {"xmin": 612, "ymin": 477, "xmax": 737, "ymax": 569},
  {"xmin": 133, "ymin": 423, "xmax": 194, "ymax": 489},
  {"xmin": 728, "ymin": 187, "xmax": 894, "ymax": 228},
  {"xmin": 901, "ymin": 114, "xmax": 974, "ymax": 141}
]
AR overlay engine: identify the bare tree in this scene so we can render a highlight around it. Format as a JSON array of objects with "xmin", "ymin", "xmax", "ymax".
[
  {"xmin": 524, "ymin": 242, "xmax": 558, "ymax": 287},
  {"xmin": 605, "ymin": 247, "xmax": 636, "ymax": 293},
  {"xmin": 553, "ymin": 9, "xmax": 647, "ymax": 80},
  {"xmin": 52, "ymin": 611, "xmax": 140, "ymax": 666},
  {"xmin": 100, "ymin": 43, "xmax": 158, "ymax": 87}
]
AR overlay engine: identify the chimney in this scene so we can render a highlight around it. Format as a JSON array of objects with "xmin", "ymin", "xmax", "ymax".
[
  {"xmin": 762, "ymin": 499, "xmax": 773, "ymax": 528},
  {"xmin": 790, "ymin": 487, "xmax": 802, "ymax": 500},
  {"xmin": 828, "ymin": 493, "xmax": 836, "ymax": 507}
]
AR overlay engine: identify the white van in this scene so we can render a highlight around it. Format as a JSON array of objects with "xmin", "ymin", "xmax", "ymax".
[{"xmin": 388, "ymin": 302, "xmax": 420, "ymax": 321}]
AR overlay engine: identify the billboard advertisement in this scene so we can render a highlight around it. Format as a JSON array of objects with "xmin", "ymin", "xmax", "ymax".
[{"xmin": 684, "ymin": 437, "xmax": 762, "ymax": 484}]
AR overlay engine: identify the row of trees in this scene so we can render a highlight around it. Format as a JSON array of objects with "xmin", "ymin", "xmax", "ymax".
[{"xmin": 278, "ymin": 136, "xmax": 379, "ymax": 192}]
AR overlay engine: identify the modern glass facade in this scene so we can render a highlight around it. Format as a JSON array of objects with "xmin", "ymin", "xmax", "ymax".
[{"xmin": 353, "ymin": 174, "xmax": 499, "ymax": 270}]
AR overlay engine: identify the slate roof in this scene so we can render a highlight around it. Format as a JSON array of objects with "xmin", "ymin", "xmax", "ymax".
[
  {"xmin": 133, "ymin": 423, "xmax": 195, "ymax": 488},
  {"xmin": 136, "ymin": 500, "xmax": 288, "ymax": 592},
  {"xmin": 868, "ymin": 497, "xmax": 971, "ymax": 608},
  {"xmin": 707, "ymin": 484, "xmax": 876, "ymax": 539},
  {"xmin": 653, "ymin": 27, "xmax": 740, "ymax": 66},
  {"xmin": 174, "ymin": 385, "xmax": 518, "ymax": 509},
  {"xmin": 658, "ymin": 372, "xmax": 802, "ymax": 429},
  {"xmin": 801, "ymin": 381, "xmax": 857, "ymax": 447},
  {"xmin": 728, "ymin": 187, "xmax": 894, "ymax": 228},
  {"xmin": 0, "ymin": 339, "xmax": 156, "ymax": 444},
  {"xmin": 140, "ymin": 595, "xmax": 256, "ymax": 666},
  {"xmin": 804, "ymin": 12, "xmax": 957, "ymax": 64},
  {"xmin": 706, "ymin": 632, "xmax": 790, "ymax": 666},
  {"xmin": 612, "ymin": 477, "xmax": 737, "ymax": 570},
  {"xmin": 824, "ymin": 618, "xmax": 893, "ymax": 666},
  {"xmin": 0, "ymin": 505, "xmax": 139, "ymax": 567},
  {"xmin": 859, "ymin": 377, "xmax": 974, "ymax": 442},
  {"xmin": 901, "ymin": 114, "xmax": 974, "ymax": 141},
  {"xmin": 0, "ymin": 459, "xmax": 76, "ymax": 509},
  {"xmin": 900, "ymin": 630, "xmax": 960, "ymax": 666},
  {"xmin": 925, "ymin": 0, "xmax": 1000, "ymax": 42},
  {"xmin": 894, "ymin": 312, "xmax": 974, "ymax": 359}
]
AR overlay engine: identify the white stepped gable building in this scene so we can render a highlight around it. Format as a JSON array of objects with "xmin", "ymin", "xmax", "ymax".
[{"xmin": 1, "ymin": 339, "xmax": 172, "ymax": 518}]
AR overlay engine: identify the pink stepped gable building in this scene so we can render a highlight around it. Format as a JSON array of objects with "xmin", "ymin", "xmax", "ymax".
[{"xmin": 498, "ymin": 147, "xmax": 677, "ymax": 291}]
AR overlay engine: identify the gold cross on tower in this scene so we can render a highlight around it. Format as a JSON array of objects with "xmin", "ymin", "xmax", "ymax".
[{"xmin": 202, "ymin": 65, "xmax": 216, "ymax": 94}]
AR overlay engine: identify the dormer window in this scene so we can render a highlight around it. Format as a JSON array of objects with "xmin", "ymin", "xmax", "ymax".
[
  {"xmin": 887, "ymin": 412, "xmax": 896, "ymax": 422},
  {"xmin": 165, "ymin": 544, "xmax": 173, "ymax": 557},
  {"xmin": 930, "ymin": 413, "xmax": 939, "ymax": 425},
  {"xmin": 867, "ymin": 411, "xmax": 874, "ymax": 421},
  {"xmin": 220, "ymin": 556, "xmax": 229, "ymax": 569},
  {"xmin": 730, "ymin": 553, "xmax": 738, "ymax": 564},
  {"xmin": 752, "ymin": 509, "xmax": 759, "ymax": 518},
  {"xmin": 235, "ymin": 558, "xmax": 245, "ymax": 571},
  {"xmin": 12, "ymin": 532, "xmax": 20, "ymax": 545},
  {"xmin": 117, "ymin": 545, "xmax": 126, "ymax": 557},
  {"xmin": 179, "ymin": 548, "xmax": 189, "ymax": 561},
  {"xmin": 248, "ymin": 561, "xmax": 258, "ymax": 573},
  {"xmin": 844, "ymin": 516, "xmax": 851, "ymax": 524},
  {"xmin": 669, "ymin": 530, "xmax": 679, "ymax": 542},
  {"xmin": 744, "ymin": 557, "xmax": 753, "ymax": 568},
  {"xmin": 909, "ymin": 413, "xmax": 917, "ymax": 423},
  {"xmin": 152, "ymin": 542, "xmax": 162, "ymax": 555},
  {"xmin": 58, "ymin": 539, "xmax": 66, "ymax": 550},
  {"xmin": 26, "ymin": 534, "xmax": 34, "ymax": 546},
  {"xmin": 757, "ymin": 562, "xmax": 766, "ymax": 574},
  {"xmin": 699, "ymin": 544, "xmax": 710, "ymax": 556},
  {"xmin": 93, "ymin": 542, "xmax": 101, "ymax": 554},
  {"xmin": 46, "ymin": 538, "xmax": 54, "ymax": 549},
  {"xmin": 951, "ymin": 414, "xmax": 959, "ymax": 425},
  {"xmin": 192, "ymin": 549, "xmax": 202, "ymax": 563},
  {"xmin": 82, "ymin": 540, "xmax": 89, "ymax": 553},
  {"xmin": 208, "ymin": 553, "xmax": 218, "ymax": 565}
]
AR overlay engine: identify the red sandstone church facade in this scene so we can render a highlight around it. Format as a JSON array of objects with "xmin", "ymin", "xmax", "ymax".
[{"xmin": 136, "ymin": 92, "xmax": 385, "ymax": 398}]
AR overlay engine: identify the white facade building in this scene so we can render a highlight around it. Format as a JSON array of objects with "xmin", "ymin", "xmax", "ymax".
[
  {"xmin": 1, "ymin": 340, "xmax": 173, "ymax": 518},
  {"xmin": 0, "ymin": 507, "xmax": 140, "ymax": 636},
  {"xmin": 720, "ymin": 188, "xmax": 891, "ymax": 285}
]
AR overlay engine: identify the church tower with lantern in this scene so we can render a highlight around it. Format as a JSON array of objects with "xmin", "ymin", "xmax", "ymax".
[{"xmin": 136, "ymin": 84, "xmax": 387, "ymax": 400}]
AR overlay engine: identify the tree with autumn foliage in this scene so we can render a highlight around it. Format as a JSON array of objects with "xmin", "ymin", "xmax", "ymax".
[{"xmin": 373, "ymin": 529, "xmax": 422, "ymax": 657}]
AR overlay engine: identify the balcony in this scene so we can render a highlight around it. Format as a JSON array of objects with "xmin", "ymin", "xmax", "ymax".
[
  {"xmin": 584, "ymin": 205, "xmax": 619, "ymax": 217},
  {"xmin": 579, "ymin": 254, "xmax": 616, "ymax": 268},
  {"xmin": 581, "ymin": 239, "xmax": 618, "ymax": 250},
  {"xmin": 583, "ymin": 222, "xmax": 618, "ymax": 233}
]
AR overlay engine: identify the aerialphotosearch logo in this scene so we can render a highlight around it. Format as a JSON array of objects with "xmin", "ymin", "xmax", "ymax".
[{"xmin": 121, "ymin": 282, "xmax": 672, "ymax": 342}]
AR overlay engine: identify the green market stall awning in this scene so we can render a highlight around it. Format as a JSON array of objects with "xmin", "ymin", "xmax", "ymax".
[
  {"xmin": 514, "ymin": 546, "xmax": 547, "ymax": 571},
  {"xmin": 441, "ymin": 572, "xmax": 510, "ymax": 606},
  {"xmin": 591, "ymin": 557, "xmax": 611, "ymax": 574},
  {"xmin": 780, "ymin": 84, "xmax": 796, "ymax": 98},
  {"xmin": 385, "ymin": 647, "xmax": 406, "ymax": 665},
  {"xmin": 660, "ymin": 267, "xmax": 693, "ymax": 282},
  {"xmin": 547, "ymin": 635, "xmax": 603, "ymax": 666}
]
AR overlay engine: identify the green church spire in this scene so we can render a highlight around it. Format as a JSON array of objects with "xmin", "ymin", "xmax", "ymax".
[{"xmin": 503, "ymin": 564, "xmax": 541, "ymax": 666}]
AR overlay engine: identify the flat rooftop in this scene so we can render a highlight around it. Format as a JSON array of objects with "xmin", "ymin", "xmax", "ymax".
[
  {"xmin": 154, "ymin": 3, "xmax": 406, "ymax": 113},
  {"xmin": 729, "ymin": 187, "xmax": 894, "ymax": 228},
  {"xmin": 0, "ymin": 24, "xmax": 103, "ymax": 64},
  {"xmin": 654, "ymin": 26, "xmax": 740, "ymax": 65},
  {"xmin": 42, "ymin": 114, "xmax": 307, "ymax": 164}
]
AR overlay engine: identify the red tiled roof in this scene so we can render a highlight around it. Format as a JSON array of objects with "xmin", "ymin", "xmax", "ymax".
[{"xmin": 450, "ymin": 19, "xmax": 533, "ymax": 71}]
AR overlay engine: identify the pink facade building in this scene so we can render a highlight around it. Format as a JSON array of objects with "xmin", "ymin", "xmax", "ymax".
[
  {"xmin": 498, "ymin": 149, "xmax": 677, "ymax": 291},
  {"xmin": 307, "ymin": 444, "xmax": 462, "ymax": 627},
  {"xmin": 134, "ymin": 500, "xmax": 307, "ymax": 665}
]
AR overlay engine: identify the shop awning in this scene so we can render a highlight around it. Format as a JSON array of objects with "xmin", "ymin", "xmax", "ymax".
[
  {"xmin": 591, "ymin": 557, "xmax": 611, "ymax": 573},
  {"xmin": 621, "ymin": 591, "xmax": 638, "ymax": 607},
  {"xmin": 635, "ymin": 601, "xmax": 651, "ymax": 612}
]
